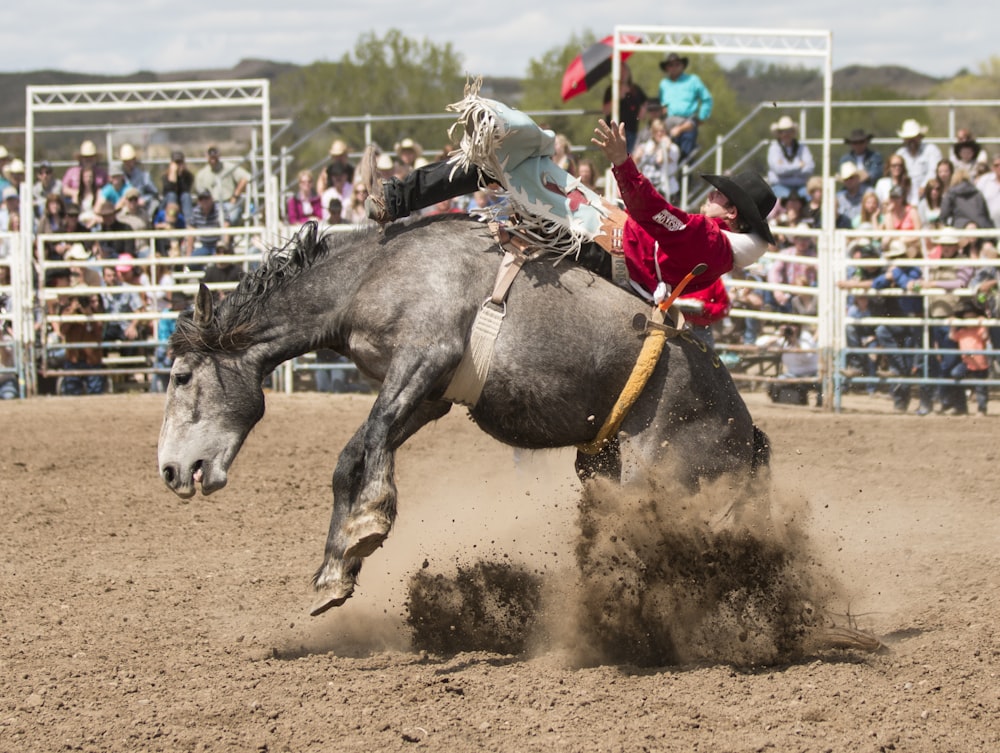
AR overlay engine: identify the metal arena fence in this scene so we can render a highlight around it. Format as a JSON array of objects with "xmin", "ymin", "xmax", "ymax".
[{"xmin": 5, "ymin": 213, "xmax": 1000, "ymax": 412}]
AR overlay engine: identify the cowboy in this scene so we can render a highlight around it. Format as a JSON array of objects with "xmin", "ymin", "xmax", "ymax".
[
  {"xmin": 838, "ymin": 128, "xmax": 883, "ymax": 191},
  {"xmin": 894, "ymin": 119, "xmax": 942, "ymax": 205},
  {"xmin": 657, "ymin": 52, "xmax": 713, "ymax": 160},
  {"xmin": 592, "ymin": 119, "xmax": 775, "ymax": 301}
]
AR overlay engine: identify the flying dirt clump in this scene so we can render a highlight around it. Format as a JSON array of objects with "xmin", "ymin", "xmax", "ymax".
[
  {"xmin": 405, "ymin": 470, "xmax": 842, "ymax": 667},
  {"xmin": 406, "ymin": 560, "xmax": 543, "ymax": 656}
]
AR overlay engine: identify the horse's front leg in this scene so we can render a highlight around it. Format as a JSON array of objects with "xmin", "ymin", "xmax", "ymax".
[{"xmin": 310, "ymin": 351, "xmax": 455, "ymax": 614}]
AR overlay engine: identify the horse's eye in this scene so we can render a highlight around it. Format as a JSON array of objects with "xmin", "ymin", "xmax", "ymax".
[{"xmin": 173, "ymin": 372, "xmax": 192, "ymax": 386}]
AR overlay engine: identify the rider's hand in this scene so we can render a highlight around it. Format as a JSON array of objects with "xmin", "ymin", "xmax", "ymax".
[{"xmin": 592, "ymin": 120, "xmax": 630, "ymax": 167}]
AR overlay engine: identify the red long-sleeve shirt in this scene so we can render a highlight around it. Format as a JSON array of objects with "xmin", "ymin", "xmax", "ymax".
[
  {"xmin": 679, "ymin": 277, "xmax": 732, "ymax": 326},
  {"xmin": 612, "ymin": 159, "xmax": 735, "ymax": 297}
]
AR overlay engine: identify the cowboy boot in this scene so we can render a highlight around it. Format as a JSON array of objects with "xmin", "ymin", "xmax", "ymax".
[{"xmin": 358, "ymin": 146, "xmax": 393, "ymax": 224}]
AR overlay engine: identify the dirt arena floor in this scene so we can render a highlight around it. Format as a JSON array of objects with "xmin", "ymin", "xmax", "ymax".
[{"xmin": 2, "ymin": 390, "xmax": 998, "ymax": 752}]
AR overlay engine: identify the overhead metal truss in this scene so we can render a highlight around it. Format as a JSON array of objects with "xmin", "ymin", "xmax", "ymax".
[{"xmin": 27, "ymin": 80, "xmax": 269, "ymax": 113}]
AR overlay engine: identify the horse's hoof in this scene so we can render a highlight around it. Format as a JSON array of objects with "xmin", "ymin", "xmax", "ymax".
[
  {"xmin": 343, "ymin": 513, "xmax": 391, "ymax": 559},
  {"xmin": 310, "ymin": 584, "xmax": 354, "ymax": 616}
]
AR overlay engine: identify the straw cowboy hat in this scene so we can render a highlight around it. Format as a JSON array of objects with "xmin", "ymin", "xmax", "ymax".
[
  {"xmin": 329, "ymin": 139, "xmax": 349, "ymax": 157},
  {"xmin": 77, "ymin": 140, "xmax": 98, "ymax": 158},
  {"xmin": 701, "ymin": 171, "xmax": 777, "ymax": 245},
  {"xmin": 770, "ymin": 116, "xmax": 798, "ymax": 134},
  {"xmin": 883, "ymin": 239, "xmax": 908, "ymax": 258},
  {"xmin": 659, "ymin": 52, "xmax": 689, "ymax": 71},
  {"xmin": 119, "ymin": 143, "xmax": 137, "ymax": 161},
  {"xmin": 897, "ymin": 119, "xmax": 928, "ymax": 139},
  {"xmin": 838, "ymin": 162, "xmax": 861, "ymax": 182},
  {"xmin": 394, "ymin": 138, "xmax": 423, "ymax": 157}
]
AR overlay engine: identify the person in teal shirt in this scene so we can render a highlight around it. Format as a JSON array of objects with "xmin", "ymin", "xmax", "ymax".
[{"xmin": 657, "ymin": 53, "xmax": 713, "ymax": 160}]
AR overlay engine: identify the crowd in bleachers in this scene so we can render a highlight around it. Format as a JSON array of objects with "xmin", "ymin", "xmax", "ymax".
[{"xmin": 2, "ymin": 91, "xmax": 1000, "ymax": 406}]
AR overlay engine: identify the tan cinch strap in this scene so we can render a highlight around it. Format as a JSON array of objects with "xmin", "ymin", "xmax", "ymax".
[
  {"xmin": 576, "ymin": 305, "xmax": 684, "ymax": 456},
  {"xmin": 443, "ymin": 239, "xmax": 532, "ymax": 407}
]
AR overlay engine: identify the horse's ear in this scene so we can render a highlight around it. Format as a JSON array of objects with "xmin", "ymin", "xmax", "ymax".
[{"xmin": 193, "ymin": 283, "xmax": 214, "ymax": 328}]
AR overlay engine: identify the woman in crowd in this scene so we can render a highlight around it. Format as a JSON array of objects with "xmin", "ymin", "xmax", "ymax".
[{"xmin": 286, "ymin": 169, "xmax": 323, "ymax": 226}]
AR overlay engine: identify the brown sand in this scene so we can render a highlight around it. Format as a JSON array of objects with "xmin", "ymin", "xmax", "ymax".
[{"xmin": 1, "ymin": 391, "xmax": 998, "ymax": 752}]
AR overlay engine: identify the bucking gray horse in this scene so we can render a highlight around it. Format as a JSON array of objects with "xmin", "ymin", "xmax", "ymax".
[{"xmin": 158, "ymin": 217, "xmax": 770, "ymax": 615}]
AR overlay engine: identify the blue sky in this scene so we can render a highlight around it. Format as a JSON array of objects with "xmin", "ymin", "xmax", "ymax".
[{"xmin": 4, "ymin": 1, "xmax": 997, "ymax": 81}]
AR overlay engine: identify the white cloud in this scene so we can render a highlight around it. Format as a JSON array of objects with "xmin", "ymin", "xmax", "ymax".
[{"xmin": 4, "ymin": 1, "xmax": 999, "ymax": 80}]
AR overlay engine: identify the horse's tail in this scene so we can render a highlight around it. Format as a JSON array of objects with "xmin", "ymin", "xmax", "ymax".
[{"xmin": 751, "ymin": 424, "xmax": 771, "ymax": 477}]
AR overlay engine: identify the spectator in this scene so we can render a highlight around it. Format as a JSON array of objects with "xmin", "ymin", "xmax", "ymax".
[
  {"xmin": 875, "ymin": 155, "xmax": 912, "ymax": 206},
  {"xmin": 320, "ymin": 197, "xmax": 347, "ymax": 228},
  {"xmin": 32, "ymin": 161, "xmax": 62, "ymax": 219},
  {"xmin": 895, "ymin": 119, "xmax": 942, "ymax": 205},
  {"xmin": 55, "ymin": 204, "xmax": 86, "ymax": 259},
  {"xmin": 152, "ymin": 201, "xmax": 185, "ymax": 257},
  {"xmin": 657, "ymin": 52, "xmax": 712, "ymax": 160},
  {"xmin": 917, "ymin": 177, "xmax": 945, "ymax": 232},
  {"xmin": 0, "ymin": 199, "xmax": 19, "ymax": 260},
  {"xmin": 101, "ymin": 262, "xmax": 145, "ymax": 343},
  {"xmin": 162, "ymin": 150, "xmax": 195, "ymax": 222},
  {"xmin": 98, "ymin": 161, "xmax": 129, "ymax": 209},
  {"xmin": 940, "ymin": 168, "xmax": 995, "ymax": 235},
  {"xmin": 952, "ymin": 129, "xmax": 989, "ymax": 175},
  {"xmin": 0, "ymin": 145, "xmax": 10, "ymax": 192},
  {"xmin": 393, "ymin": 138, "xmax": 423, "ymax": 179},
  {"xmin": 58, "ymin": 290, "xmax": 106, "ymax": 396},
  {"xmin": 803, "ymin": 176, "xmax": 824, "ymax": 228},
  {"xmin": 923, "ymin": 232, "xmax": 975, "ymax": 415},
  {"xmin": 602, "ymin": 62, "xmax": 648, "ymax": 154},
  {"xmin": 839, "ymin": 128, "xmax": 883, "ymax": 191},
  {"xmin": 770, "ymin": 190, "xmax": 808, "ymax": 246},
  {"xmin": 4, "ymin": 159, "xmax": 26, "ymax": 200},
  {"xmin": 119, "ymin": 143, "xmax": 159, "ymax": 222},
  {"xmin": 551, "ymin": 133, "xmax": 578, "ymax": 176},
  {"xmin": 936, "ymin": 158, "xmax": 955, "ymax": 190},
  {"xmin": 767, "ymin": 116, "xmax": 815, "ymax": 200},
  {"xmin": 871, "ymin": 238, "xmax": 924, "ymax": 413},
  {"xmin": 316, "ymin": 139, "xmax": 355, "ymax": 195},
  {"xmin": 194, "ymin": 145, "xmax": 250, "ymax": 225},
  {"xmin": 73, "ymin": 166, "xmax": 102, "ymax": 228},
  {"xmin": 37, "ymin": 193, "xmax": 68, "ymax": 260},
  {"xmin": 320, "ymin": 161, "xmax": 353, "ymax": 216},
  {"xmin": 835, "ymin": 162, "xmax": 865, "ymax": 226},
  {"xmin": 976, "ymin": 154, "xmax": 1000, "ymax": 230},
  {"xmin": 855, "ymin": 190, "xmax": 884, "ymax": 240},
  {"xmin": 0, "ymin": 187, "xmax": 18, "ymax": 236},
  {"xmin": 949, "ymin": 298, "xmax": 990, "ymax": 415},
  {"xmin": 186, "ymin": 189, "xmax": 224, "ymax": 257},
  {"xmin": 118, "ymin": 187, "xmax": 152, "ymax": 257},
  {"xmin": 92, "ymin": 200, "xmax": 135, "ymax": 260},
  {"xmin": 576, "ymin": 159, "xmax": 599, "ymax": 192},
  {"xmin": 879, "ymin": 184, "xmax": 922, "ymax": 256},
  {"xmin": 286, "ymin": 169, "xmax": 322, "ymax": 226},
  {"xmin": 347, "ymin": 182, "xmax": 370, "ymax": 225},
  {"xmin": 636, "ymin": 99, "xmax": 666, "ymax": 145},
  {"xmin": 632, "ymin": 118, "xmax": 679, "ymax": 200},
  {"xmin": 61, "ymin": 139, "xmax": 108, "ymax": 205},
  {"xmin": 767, "ymin": 224, "xmax": 817, "ymax": 316},
  {"xmin": 765, "ymin": 323, "xmax": 820, "ymax": 406}
]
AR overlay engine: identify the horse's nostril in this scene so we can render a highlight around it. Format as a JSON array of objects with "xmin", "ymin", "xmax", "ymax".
[{"xmin": 162, "ymin": 465, "xmax": 176, "ymax": 484}]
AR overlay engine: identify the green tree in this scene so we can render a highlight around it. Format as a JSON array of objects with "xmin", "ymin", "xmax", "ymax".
[{"xmin": 272, "ymin": 30, "xmax": 465, "ymax": 173}]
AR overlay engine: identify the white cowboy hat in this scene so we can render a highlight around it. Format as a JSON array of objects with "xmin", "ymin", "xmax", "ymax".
[
  {"xmin": 77, "ymin": 140, "xmax": 98, "ymax": 158},
  {"xmin": 770, "ymin": 115, "xmax": 797, "ymax": 134},
  {"xmin": 838, "ymin": 162, "xmax": 861, "ymax": 181},
  {"xmin": 375, "ymin": 153, "xmax": 395, "ymax": 171},
  {"xmin": 883, "ymin": 239, "xmax": 908, "ymax": 258},
  {"xmin": 933, "ymin": 233, "xmax": 961, "ymax": 246},
  {"xmin": 394, "ymin": 137, "xmax": 422, "ymax": 156},
  {"xmin": 119, "ymin": 143, "xmax": 137, "ymax": 161},
  {"xmin": 897, "ymin": 119, "xmax": 928, "ymax": 139},
  {"xmin": 65, "ymin": 243, "xmax": 91, "ymax": 261},
  {"xmin": 329, "ymin": 139, "xmax": 348, "ymax": 157}
]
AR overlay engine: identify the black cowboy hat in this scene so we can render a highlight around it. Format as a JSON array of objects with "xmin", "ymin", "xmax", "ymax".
[
  {"xmin": 659, "ymin": 52, "xmax": 689, "ymax": 71},
  {"xmin": 701, "ymin": 172, "xmax": 777, "ymax": 246},
  {"xmin": 953, "ymin": 138, "xmax": 981, "ymax": 159},
  {"xmin": 844, "ymin": 128, "xmax": 873, "ymax": 144}
]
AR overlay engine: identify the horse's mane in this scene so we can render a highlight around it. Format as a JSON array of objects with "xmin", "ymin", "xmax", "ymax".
[{"xmin": 171, "ymin": 221, "xmax": 378, "ymax": 355}]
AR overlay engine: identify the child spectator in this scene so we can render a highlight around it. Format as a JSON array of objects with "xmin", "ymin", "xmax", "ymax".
[{"xmin": 949, "ymin": 298, "xmax": 991, "ymax": 415}]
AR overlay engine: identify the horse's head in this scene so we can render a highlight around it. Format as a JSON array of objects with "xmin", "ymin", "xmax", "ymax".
[{"xmin": 158, "ymin": 285, "xmax": 265, "ymax": 498}]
